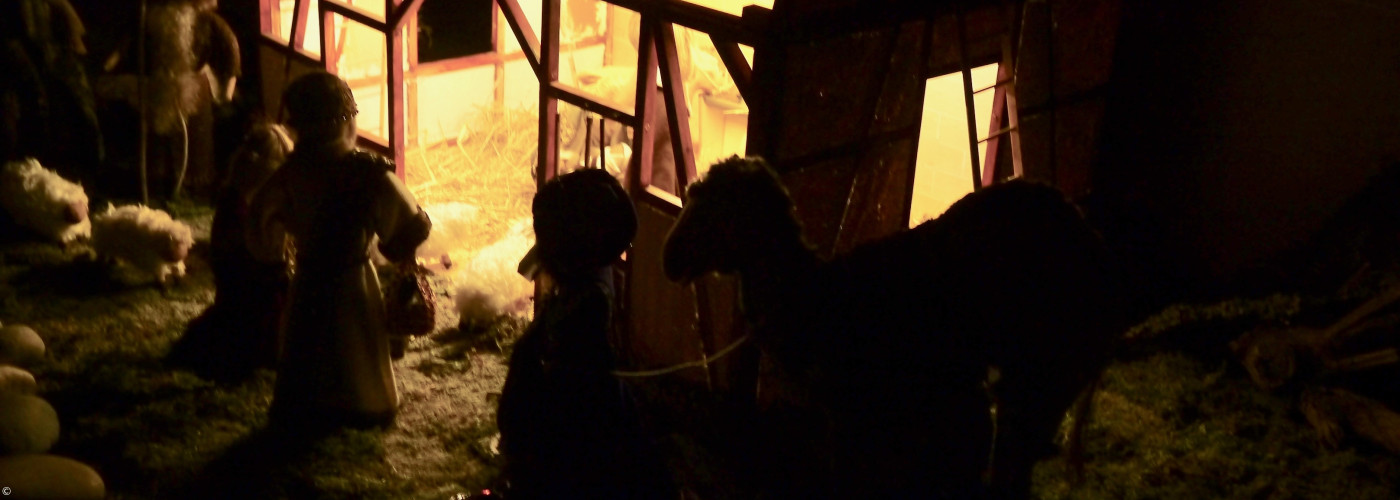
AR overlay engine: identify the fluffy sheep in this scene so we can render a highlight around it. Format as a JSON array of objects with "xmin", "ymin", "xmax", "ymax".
[
  {"xmin": 414, "ymin": 201, "xmax": 483, "ymax": 271},
  {"xmin": 0, "ymin": 158, "xmax": 91, "ymax": 245},
  {"xmin": 90, "ymin": 204, "xmax": 195, "ymax": 285},
  {"xmin": 452, "ymin": 217, "xmax": 536, "ymax": 326},
  {"xmin": 663, "ymin": 156, "xmax": 1131, "ymax": 498}
]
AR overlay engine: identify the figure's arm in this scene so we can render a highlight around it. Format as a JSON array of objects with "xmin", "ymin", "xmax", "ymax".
[{"xmin": 372, "ymin": 169, "xmax": 431, "ymax": 266}]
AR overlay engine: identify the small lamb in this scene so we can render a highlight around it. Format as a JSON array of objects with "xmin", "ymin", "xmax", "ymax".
[
  {"xmin": 453, "ymin": 217, "xmax": 536, "ymax": 326},
  {"xmin": 0, "ymin": 158, "xmax": 91, "ymax": 245},
  {"xmin": 91, "ymin": 204, "xmax": 195, "ymax": 285}
]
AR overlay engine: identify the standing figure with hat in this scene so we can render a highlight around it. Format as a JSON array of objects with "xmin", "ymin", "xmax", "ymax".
[
  {"xmin": 246, "ymin": 71, "xmax": 431, "ymax": 432},
  {"xmin": 494, "ymin": 167, "xmax": 677, "ymax": 498}
]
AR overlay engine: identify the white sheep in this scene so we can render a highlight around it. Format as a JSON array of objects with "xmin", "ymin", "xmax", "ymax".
[
  {"xmin": 0, "ymin": 158, "xmax": 91, "ymax": 245},
  {"xmin": 415, "ymin": 201, "xmax": 483, "ymax": 272},
  {"xmin": 452, "ymin": 217, "xmax": 536, "ymax": 326},
  {"xmin": 90, "ymin": 204, "xmax": 195, "ymax": 285}
]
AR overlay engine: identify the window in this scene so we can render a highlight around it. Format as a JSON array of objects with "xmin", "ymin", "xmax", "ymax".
[
  {"xmin": 416, "ymin": 0, "xmax": 494, "ymax": 63},
  {"xmin": 909, "ymin": 63, "xmax": 1001, "ymax": 227}
]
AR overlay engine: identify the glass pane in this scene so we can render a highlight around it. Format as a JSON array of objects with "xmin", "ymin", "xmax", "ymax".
[
  {"xmin": 276, "ymin": 0, "xmax": 323, "ymax": 56},
  {"xmin": 329, "ymin": 13, "xmax": 389, "ymax": 141},
  {"xmin": 406, "ymin": 101, "xmax": 538, "ymax": 297},
  {"xmin": 670, "ymin": 25, "xmax": 748, "ymax": 183},
  {"xmin": 343, "ymin": 0, "xmax": 387, "ymax": 18},
  {"xmin": 556, "ymin": 100, "xmax": 634, "ymax": 181},
  {"xmin": 908, "ymin": 63, "xmax": 1000, "ymax": 227}
]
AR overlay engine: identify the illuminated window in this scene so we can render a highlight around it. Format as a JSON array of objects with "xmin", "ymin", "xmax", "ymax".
[{"xmin": 909, "ymin": 63, "xmax": 1001, "ymax": 226}]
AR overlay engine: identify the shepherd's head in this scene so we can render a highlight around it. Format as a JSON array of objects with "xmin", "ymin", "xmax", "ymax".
[
  {"xmin": 663, "ymin": 156, "xmax": 804, "ymax": 284},
  {"xmin": 528, "ymin": 167, "xmax": 638, "ymax": 282},
  {"xmin": 282, "ymin": 71, "xmax": 359, "ymax": 151}
]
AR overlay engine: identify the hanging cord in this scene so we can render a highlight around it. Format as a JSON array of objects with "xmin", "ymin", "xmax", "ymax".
[
  {"xmin": 170, "ymin": 109, "xmax": 189, "ymax": 198},
  {"xmin": 138, "ymin": 0, "xmax": 149, "ymax": 204},
  {"xmin": 611, "ymin": 333, "xmax": 752, "ymax": 378}
]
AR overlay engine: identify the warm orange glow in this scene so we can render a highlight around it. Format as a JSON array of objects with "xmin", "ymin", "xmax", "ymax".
[
  {"xmin": 309, "ymin": 0, "xmax": 754, "ymax": 268},
  {"xmin": 909, "ymin": 64, "xmax": 999, "ymax": 227}
]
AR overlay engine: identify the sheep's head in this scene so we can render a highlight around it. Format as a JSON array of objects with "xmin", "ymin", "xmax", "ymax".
[
  {"xmin": 663, "ymin": 156, "xmax": 802, "ymax": 283},
  {"xmin": 161, "ymin": 224, "xmax": 196, "ymax": 263},
  {"xmin": 65, "ymin": 199, "xmax": 89, "ymax": 224}
]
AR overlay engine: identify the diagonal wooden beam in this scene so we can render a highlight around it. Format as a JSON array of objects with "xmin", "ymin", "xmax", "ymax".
[
  {"xmin": 550, "ymin": 82, "xmax": 637, "ymax": 127},
  {"xmin": 496, "ymin": 0, "xmax": 542, "ymax": 78},
  {"xmin": 390, "ymin": 0, "xmax": 424, "ymax": 28},
  {"xmin": 628, "ymin": 15, "xmax": 658, "ymax": 194},
  {"xmin": 291, "ymin": 0, "xmax": 312, "ymax": 50},
  {"xmin": 657, "ymin": 21, "xmax": 697, "ymax": 194},
  {"xmin": 322, "ymin": 0, "xmax": 388, "ymax": 31},
  {"xmin": 708, "ymin": 35, "xmax": 753, "ymax": 102},
  {"xmin": 607, "ymin": 0, "xmax": 761, "ymax": 46}
]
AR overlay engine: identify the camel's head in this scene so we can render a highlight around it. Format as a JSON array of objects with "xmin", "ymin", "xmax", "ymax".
[{"xmin": 663, "ymin": 156, "xmax": 803, "ymax": 284}]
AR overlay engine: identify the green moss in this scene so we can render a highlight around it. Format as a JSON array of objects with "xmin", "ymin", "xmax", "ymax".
[{"xmin": 1035, "ymin": 351, "xmax": 1400, "ymax": 500}]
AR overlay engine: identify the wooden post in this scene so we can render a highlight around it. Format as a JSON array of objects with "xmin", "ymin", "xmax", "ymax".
[
  {"xmin": 655, "ymin": 22, "xmax": 696, "ymax": 192},
  {"xmin": 389, "ymin": 10, "xmax": 406, "ymax": 176},
  {"xmin": 955, "ymin": 1, "xmax": 983, "ymax": 191},
  {"xmin": 537, "ymin": 0, "xmax": 560, "ymax": 186},
  {"xmin": 628, "ymin": 16, "xmax": 657, "ymax": 193}
]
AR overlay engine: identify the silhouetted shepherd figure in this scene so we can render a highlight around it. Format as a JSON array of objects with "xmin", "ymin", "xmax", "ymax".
[
  {"xmin": 167, "ymin": 121, "xmax": 293, "ymax": 382},
  {"xmin": 495, "ymin": 168, "xmax": 677, "ymax": 499},
  {"xmin": 247, "ymin": 71, "xmax": 431, "ymax": 433},
  {"xmin": 663, "ymin": 156, "xmax": 1130, "ymax": 499}
]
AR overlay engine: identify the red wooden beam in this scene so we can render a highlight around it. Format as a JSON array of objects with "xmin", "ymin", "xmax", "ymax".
[
  {"xmin": 550, "ymin": 82, "xmax": 637, "ymax": 127},
  {"xmin": 291, "ymin": 0, "xmax": 311, "ymax": 50},
  {"xmin": 656, "ymin": 21, "xmax": 697, "ymax": 194},
  {"xmin": 321, "ymin": 8, "xmax": 337, "ymax": 71},
  {"xmin": 388, "ymin": 12, "xmax": 407, "ymax": 177},
  {"xmin": 982, "ymin": 63, "xmax": 1010, "ymax": 187},
  {"xmin": 708, "ymin": 35, "xmax": 753, "ymax": 103},
  {"xmin": 496, "ymin": 0, "xmax": 542, "ymax": 78},
  {"xmin": 322, "ymin": 0, "xmax": 389, "ymax": 32},
  {"xmin": 390, "ymin": 0, "xmax": 424, "ymax": 28},
  {"xmin": 628, "ymin": 15, "xmax": 658, "ymax": 194},
  {"xmin": 606, "ymin": 0, "xmax": 760, "ymax": 47},
  {"xmin": 259, "ymin": 34, "xmax": 320, "ymax": 61},
  {"xmin": 260, "ymin": 0, "xmax": 275, "ymax": 34},
  {"xmin": 536, "ymin": 0, "xmax": 560, "ymax": 185}
]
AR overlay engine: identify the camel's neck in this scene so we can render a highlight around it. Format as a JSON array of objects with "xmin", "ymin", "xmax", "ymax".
[{"xmin": 736, "ymin": 238, "xmax": 820, "ymax": 323}]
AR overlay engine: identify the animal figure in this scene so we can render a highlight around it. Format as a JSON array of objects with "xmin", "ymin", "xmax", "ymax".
[
  {"xmin": 0, "ymin": 157, "xmax": 90, "ymax": 245},
  {"xmin": 94, "ymin": 0, "xmax": 240, "ymax": 198},
  {"xmin": 98, "ymin": 0, "xmax": 240, "ymax": 135},
  {"xmin": 452, "ymin": 217, "xmax": 536, "ymax": 327},
  {"xmin": 415, "ymin": 201, "xmax": 483, "ymax": 271},
  {"xmin": 91, "ymin": 203, "xmax": 194, "ymax": 285},
  {"xmin": 662, "ymin": 156, "xmax": 1129, "ymax": 498}
]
